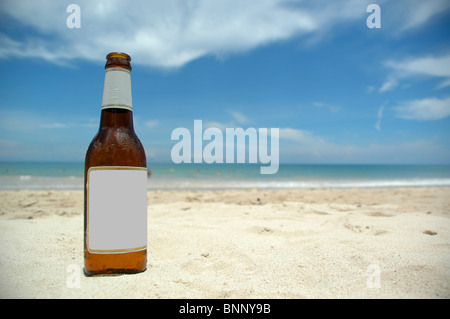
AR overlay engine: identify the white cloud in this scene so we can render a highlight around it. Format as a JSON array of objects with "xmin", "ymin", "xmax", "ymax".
[
  {"xmin": 229, "ymin": 111, "xmax": 249, "ymax": 124},
  {"xmin": 393, "ymin": 97, "xmax": 450, "ymax": 120},
  {"xmin": 203, "ymin": 121, "xmax": 230, "ymax": 131},
  {"xmin": 278, "ymin": 127, "xmax": 450, "ymax": 163},
  {"xmin": 379, "ymin": 77, "xmax": 398, "ymax": 92},
  {"xmin": 145, "ymin": 120, "xmax": 159, "ymax": 128},
  {"xmin": 386, "ymin": 54, "xmax": 450, "ymax": 78},
  {"xmin": 279, "ymin": 127, "xmax": 321, "ymax": 144},
  {"xmin": 375, "ymin": 105, "xmax": 384, "ymax": 131},
  {"xmin": 39, "ymin": 122, "xmax": 70, "ymax": 129},
  {"xmin": 0, "ymin": 109, "xmax": 92, "ymax": 132},
  {"xmin": 397, "ymin": 0, "xmax": 450, "ymax": 31},
  {"xmin": 437, "ymin": 79, "xmax": 450, "ymax": 89},
  {"xmin": 5, "ymin": 0, "xmax": 447, "ymax": 69},
  {"xmin": 0, "ymin": 0, "xmax": 319, "ymax": 68},
  {"xmin": 366, "ymin": 86, "xmax": 376, "ymax": 93},
  {"xmin": 382, "ymin": 53, "xmax": 450, "ymax": 91},
  {"xmin": 312, "ymin": 102, "xmax": 340, "ymax": 113},
  {"xmin": 202, "ymin": 110, "xmax": 252, "ymax": 130},
  {"xmin": 279, "ymin": 127, "xmax": 334, "ymax": 159}
]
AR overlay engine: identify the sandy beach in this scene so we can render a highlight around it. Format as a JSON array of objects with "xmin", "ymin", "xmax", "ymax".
[{"xmin": 0, "ymin": 187, "xmax": 449, "ymax": 299}]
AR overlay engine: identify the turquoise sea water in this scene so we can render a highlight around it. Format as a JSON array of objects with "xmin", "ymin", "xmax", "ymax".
[{"xmin": 1, "ymin": 162, "xmax": 450, "ymax": 190}]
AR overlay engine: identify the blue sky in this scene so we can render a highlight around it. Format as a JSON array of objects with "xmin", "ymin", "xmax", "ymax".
[{"xmin": 0, "ymin": 0, "xmax": 450, "ymax": 164}]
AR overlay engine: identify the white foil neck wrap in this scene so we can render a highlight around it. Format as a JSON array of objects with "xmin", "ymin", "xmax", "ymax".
[{"xmin": 101, "ymin": 67, "xmax": 132, "ymax": 111}]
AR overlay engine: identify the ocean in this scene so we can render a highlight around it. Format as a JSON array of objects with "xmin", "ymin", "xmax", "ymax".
[{"xmin": 1, "ymin": 162, "xmax": 450, "ymax": 191}]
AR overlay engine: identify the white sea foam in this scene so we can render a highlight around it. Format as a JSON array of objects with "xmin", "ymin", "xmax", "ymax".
[
  {"xmin": 0, "ymin": 176, "xmax": 84, "ymax": 190},
  {"xmin": 1, "ymin": 175, "xmax": 450, "ymax": 191},
  {"xmin": 147, "ymin": 177, "xmax": 450, "ymax": 190}
]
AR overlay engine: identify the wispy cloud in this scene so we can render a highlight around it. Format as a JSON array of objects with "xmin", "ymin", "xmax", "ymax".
[
  {"xmin": 145, "ymin": 120, "xmax": 159, "ymax": 128},
  {"xmin": 379, "ymin": 77, "xmax": 398, "ymax": 92},
  {"xmin": 202, "ymin": 110, "xmax": 251, "ymax": 130},
  {"xmin": 229, "ymin": 111, "xmax": 249, "ymax": 124},
  {"xmin": 0, "ymin": 0, "xmax": 318, "ymax": 68},
  {"xmin": 278, "ymin": 127, "xmax": 449, "ymax": 163},
  {"xmin": 279, "ymin": 127, "xmax": 332, "ymax": 159},
  {"xmin": 396, "ymin": 0, "xmax": 450, "ymax": 31},
  {"xmin": 39, "ymin": 122, "xmax": 70, "ymax": 129},
  {"xmin": 437, "ymin": 79, "xmax": 450, "ymax": 89},
  {"xmin": 2, "ymin": 0, "xmax": 447, "ymax": 69},
  {"xmin": 203, "ymin": 121, "xmax": 231, "ymax": 131},
  {"xmin": 0, "ymin": 110, "xmax": 94, "ymax": 132},
  {"xmin": 393, "ymin": 97, "xmax": 450, "ymax": 120},
  {"xmin": 386, "ymin": 54, "xmax": 450, "ymax": 78},
  {"xmin": 381, "ymin": 53, "xmax": 450, "ymax": 91},
  {"xmin": 313, "ymin": 102, "xmax": 340, "ymax": 113},
  {"xmin": 375, "ymin": 105, "xmax": 384, "ymax": 130},
  {"xmin": 279, "ymin": 127, "xmax": 322, "ymax": 144}
]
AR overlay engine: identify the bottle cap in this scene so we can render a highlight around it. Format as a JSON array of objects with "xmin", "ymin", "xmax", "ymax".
[{"xmin": 105, "ymin": 52, "xmax": 132, "ymax": 71}]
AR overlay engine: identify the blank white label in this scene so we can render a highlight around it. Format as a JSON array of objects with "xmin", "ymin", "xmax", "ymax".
[
  {"xmin": 101, "ymin": 68, "xmax": 133, "ymax": 110},
  {"xmin": 87, "ymin": 167, "xmax": 147, "ymax": 254}
]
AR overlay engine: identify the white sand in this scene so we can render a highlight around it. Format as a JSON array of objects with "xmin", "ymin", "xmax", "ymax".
[{"xmin": 0, "ymin": 187, "xmax": 449, "ymax": 298}]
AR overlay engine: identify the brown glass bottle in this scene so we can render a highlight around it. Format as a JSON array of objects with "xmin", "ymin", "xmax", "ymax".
[{"xmin": 84, "ymin": 52, "xmax": 147, "ymax": 276}]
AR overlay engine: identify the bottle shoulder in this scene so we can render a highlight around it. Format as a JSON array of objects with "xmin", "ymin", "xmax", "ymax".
[{"xmin": 85, "ymin": 127, "xmax": 146, "ymax": 168}]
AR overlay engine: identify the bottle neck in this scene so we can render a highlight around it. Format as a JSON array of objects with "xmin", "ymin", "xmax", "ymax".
[
  {"xmin": 100, "ymin": 66, "xmax": 134, "ymax": 129},
  {"xmin": 100, "ymin": 108, "xmax": 134, "ymax": 129}
]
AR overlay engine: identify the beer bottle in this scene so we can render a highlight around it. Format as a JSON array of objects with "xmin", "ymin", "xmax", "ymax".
[{"xmin": 84, "ymin": 52, "xmax": 147, "ymax": 275}]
